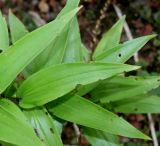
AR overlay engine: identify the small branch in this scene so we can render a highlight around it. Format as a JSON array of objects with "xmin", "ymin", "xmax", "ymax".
[
  {"xmin": 113, "ymin": 4, "xmax": 159, "ymax": 146},
  {"xmin": 73, "ymin": 124, "xmax": 81, "ymax": 143},
  {"xmin": 29, "ymin": 11, "xmax": 46, "ymax": 27},
  {"xmin": 148, "ymin": 114, "xmax": 159, "ymax": 146}
]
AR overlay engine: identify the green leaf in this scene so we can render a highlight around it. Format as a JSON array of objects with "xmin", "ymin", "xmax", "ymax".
[
  {"xmin": 9, "ymin": 10, "xmax": 28, "ymax": 44},
  {"xmin": 0, "ymin": 11, "xmax": 9, "ymax": 50},
  {"xmin": 0, "ymin": 8, "xmax": 79, "ymax": 93},
  {"xmin": 90, "ymin": 76, "xmax": 160, "ymax": 103},
  {"xmin": 95, "ymin": 35, "xmax": 156, "ymax": 63},
  {"xmin": 57, "ymin": 0, "xmax": 80, "ymax": 18},
  {"xmin": 17, "ymin": 62, "xmax": 140, "ymax": 108},
  {"xmin": 0, "ymin": 99, "xmax": 44, "ymax": 146},
  {"xmin": 25, "ymin": 0, "xmax": 81, "ymax": 75},
  {"xmin": 62, "ymin": 17, "xmax": 83, "ymax": 63},
  {"xmin": 93, "ymin": 16, "xmax": 125, "ymax": 59},
  {"xmin": 51, "ymin": 0, "xmax": 82, "ymax": 64},
  {"xmin": 1, "ymin": 141, "xmax": 16, "ymax": 146},
  {"xmin": 77, "ymin": 81, "xmax": 100, "ymax": 96},
  {"xmin": 112, "ymin": 95, "xmax": 160, "ymax": 113},
  {"xmin": 81, "ymin": 44, "xmax": 90, "ymax": 62},
  {"xmin": 48, "ymin": 95, "xmax": 150, "ymax": 140},
  {"xmin": 59, "ymin": 0, "xmax": 82, "ymax": 63},
  {"xmin": 83, "ymin": 127, "xmax": 120, "ymax": 146},
  {"xmin": 24, "ymin": 108, "xmax": 63, "ymax": 146}
]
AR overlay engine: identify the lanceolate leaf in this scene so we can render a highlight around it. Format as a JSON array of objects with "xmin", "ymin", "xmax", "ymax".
[
  {"xmin": 77, "ymin": 81, "xmax": 100, "ymax": 96},
  {"xmin": 62, "ymin": 17, "xmax": 83, "ymax": 63},
  {"xmin": 57, "ymin": 0, "xmax": 80, "ymax": 18},
  {"xmin": 93, "ymin": 16, "xmax": 125, "ymax": 59},
  {"xmin": 24, "ymin": 108, "xmax": 63, "ymax": 146},
  {"xmin": 9, "ymin": 10, "xmax": 28, "ymax": 44},
  {"xmin": 90, "ymin": 76, "xmax": 160, "ymax": 103},
  {"xmin": 0, "ymin": 8, "xmax": 79, "ymax": 93},
  {"xmin": 25, "ymin": 0, "xmax": 82, "ymax": 75},
  {"xmin": 95, "ymin": 35, "xmax": 156, "ymax": 63},
  {"xmin": 0, "ymin": 99, "xmax": 44, "ymax": 146},
  {"xmin": 112, "ymin": 95, "xmax": 160, "ymax": 114},
  {"xmin": 83, "ymin": 128, "xmax": 120, "ymax": 146},
  {"xmin": 81, "ymin": 44, "xmax": 90, "ymax": 63},
  {"xmin": 49, "ymin": 0, "xmax": 82, "ymax": 64},
  {"xmin": 0, "ymin": 11, "xmax": 9, "ymax": 50},
  {"xmin": 48, "ymin": 95, "xmax": 150, "ymax": 139},
  {"xmin": 17, "ymin": 63, "xmax": 139, "ymax": 108}
]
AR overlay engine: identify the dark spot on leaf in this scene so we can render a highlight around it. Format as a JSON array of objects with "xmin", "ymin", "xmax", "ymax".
[
  {"xmin": 134, "ymin": 108, "xmax": 138, "ymax": 111},
  {"xmin": 45, "ymin": 112, "xmax": 48, "ymax": 115},
  {"xmin": 41, "ymin": 139, "xmax": 44, "ymax": 142},
  {"xmin": 157, "ymin": 79, "xmax": 160, "ymax": 82},
  {"xmin": 110, "ymin": 119, "xmax": 113, "ymax": 121},
  {"xmin": 135, "ymin": 78, "xmax": 138, "ymax": 80},
  {"xmin": 118, "ymin": 53, "xmax": 122, "ymax": 57},
  {"xmin": 0, "ymin": 50, "xmax": 2, "ymax": 53},
  {"xmin": 34, "ymin": 128, "xmax": 40, "ymax": 137},
  {"xmin": 50, "ymin": 128, "xmax": 54, "ymax": 134},
  {"xmin": 123, "ymin": 71, "xmax": 127, "ymax": 74},
  {"xmin": 55, "ymin": 102, "xmax": 59, "ymax": 105}
]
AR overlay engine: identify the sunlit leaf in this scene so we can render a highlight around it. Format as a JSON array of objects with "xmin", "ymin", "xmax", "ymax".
[
  {"xmin": 17, "ymin": 63, "xmax": 139, "ymax": 108},
  {"xmin": 95, "ymin": 35, "xmax": 156, "ymax": 63},
  {"xmin": 83, "ymin": 127, "xmax": 120, "ymax": 146},
  {"xmin": 112, "ymin": 95, "xmax": 160, "ymax": 113},
  {"xmin": 0, "ymin": 8, "xmax": 79, "ymax": 93},
  {"xmin": 0, "ymin": 99, "xmax": 44, "ymax": 146},
  {"xmin": 25, "ymin": 0, "xmax": 82, "ymax": 75},
  {"xmin": 90, "ymin": 76, "xmax": 160, "ymax": 103},
  {"xmin": 93, "ymin": 16, "xmax": 125, "ymax": 59},
  {"xmin": 0, "ymin": 11, "xmax": 9, "ymax": 50},
  {"xmin": 81, "ymin": 44, "xmax": 90, "ymax": 63},
  {"xmin": 24, "ymin": 108, "xmax": 63, "ymax": 146},
  {"xmin": 48, "ymin": 95, "xmax": 150, "ymax": 139},
  {"xmin": 9, "ymin": 10, "xmax": 28, "ymax": 44}
]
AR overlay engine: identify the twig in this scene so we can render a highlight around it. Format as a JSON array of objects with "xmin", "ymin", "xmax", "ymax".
[
  {"xmin": 29, "ymin": 11, "xmax": 46, "ymax": 27},
  {"xmin": 148, "ymin": 114, "xmax": 159, "ymax": 146},
  {"xmin": 113, "ymin": 4, "xmax": 159, "ymax": 146},
  {"xmin": 73, "ymin": 124, "xmax": 81, "ymax": 143}
]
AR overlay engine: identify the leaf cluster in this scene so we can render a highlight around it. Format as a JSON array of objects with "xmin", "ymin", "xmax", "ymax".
[{"xmin": 0, "ymin": 0, "xmax": 159, "ymax": 145}]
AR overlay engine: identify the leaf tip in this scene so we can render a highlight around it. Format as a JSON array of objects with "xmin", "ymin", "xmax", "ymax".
[
  {"xmin": 149, "ymin": 34, "xmax": 157, "ymax": 39},
  {"xmin": 132, "ymin": 65, "xmax": 141, "ymax": 70}
]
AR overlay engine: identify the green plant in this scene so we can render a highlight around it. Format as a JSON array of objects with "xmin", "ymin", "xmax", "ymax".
[{"xmin": 0, "ymin": 0, "xmax": 159, "ymax": 145}]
